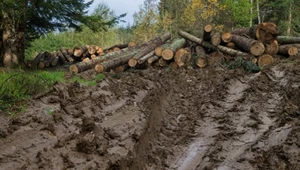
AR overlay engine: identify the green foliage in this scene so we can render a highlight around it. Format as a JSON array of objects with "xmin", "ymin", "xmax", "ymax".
[
  {"xmin": 222, "ymin": 0, "xmax": 254, "ymax": 28},
  {"xmin": 0, "ymin": 70, "xmax": 105, "ymax": 114},
  {"xmin": 0, "ymin": 71, "xmax": 63, "ymax": 113},
  {"xmin": 225, "ymin": 57, "xmax": 261, "ymax": 73},
  {"xmin": 132, "ymin": 0, "xmax": 160, "ymax": 42}
]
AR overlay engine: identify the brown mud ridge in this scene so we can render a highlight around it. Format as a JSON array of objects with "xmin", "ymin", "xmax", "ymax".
[{"xmin": 1, "ymin": 60, "xmax": 300, "ymax": 170}]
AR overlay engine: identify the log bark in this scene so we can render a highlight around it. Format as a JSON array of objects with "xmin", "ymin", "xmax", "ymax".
[
  {"xmin": 265, "ymin": 40, "xmax": 279, "ymax": 55},
  {"xmin": 258, "ymin": 54, "xmax": 274, "ymax": 67},
  {"xmin": 211, "ymin": 33, "xmax": 221, "ymax": 46},
  {"xmin": 128, "ymin": 33, "xmax": 171, "ymax": 67},
  {"xmin": 194, "ymin": 46, "xmax": 207, "ymax": 68},
  {"xmin": 57, "ymin": 52, "xmax": 67, "ymax": 64},
  {"xmin": 162, "ymin": 38, "xmax": 186, "ymax": 60},
  {"xmin": 114, "ymin": 64, "xmax": 129, "ymax": 73},
  {"xmin": 69, "ymin": 49, "xmax": 125, "ymax": 74},
  {"xmin": 51, "ymin": 56, "xmax": 60, "ymax": 66},
  {"xmin": 148, "ymin": 56, "xmax": 159, "ymax": 64},
  {"xmin": 225, "ymin": 42, "xmax": 237, "ymax": 50},
  {"xmin": 138, "ymin": 51, "xmax": 155, "ymax": 64},
  {"xmin": 30, "ymin": 52, "xmax": 45, "ymax": 68},
  {"xmin": 221, "ymin": 32, "xmax": 232, "ymax": 43},
  {"xmin": 277, "ymin": 36, "xmax": 300, "ymax": 45},
  {"xmin": 45, "ymin": 52, "xmax": 56, "ymax": 67},
  {"xmin": 95, "ymin": 49, "xmax": 141, "ymax": 73},
  {"xmin": 231, "ymin": 27, "xmax": 256, "ymax": 38},
  {"xmin": 231, "ymin": 34, "xmax": 265, "ymax": 56},
  {"xmin": 203, "ymin": 24, "xmax": 213, "ymax": 41},
  {"xmin": 278, "ymin": 45, "xmax": 298, "ymax": 56},
  {"xmin": 208, "ymin": 52, "xmax": 225, "ymax": 65},
  {"xmin": 104, "ymin": 43, "xmax": 128, "ymax": 53},
  {"xmin": 179, "ymin": 30, "xmax": 249, "ymax": 57}
]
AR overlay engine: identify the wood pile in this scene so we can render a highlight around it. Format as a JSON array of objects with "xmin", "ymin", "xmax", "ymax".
[
  {"xmin": 29, "ymin": 22, "xmax": 300, "ymax": 74},
  {"xmin": 27, "ymin": 42, "xmax": 136, "ymax": 69}
]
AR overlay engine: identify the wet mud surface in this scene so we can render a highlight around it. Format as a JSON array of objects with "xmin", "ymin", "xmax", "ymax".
[{"xmin": 1, "ymin": 59, "xmax": 300, "ymax": 170}]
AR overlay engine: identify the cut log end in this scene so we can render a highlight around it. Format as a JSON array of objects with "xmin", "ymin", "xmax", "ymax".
[
  {"xmin": 128, "ymin": 58, "xmax": 138, "ymax": 67},
  {"xmin": 162, "ymin": 49, "xmax": 174, "ymax": 60},
  {"xmin": 265, "ymin": 40, "xmax": 279, "ymax": 55},
  {"xmin": 288, "ymin": 47, "xmax": 298, "ymax": 56},
  {"xmin": 196, "ymin": 57, "xmax": 208, "ymax": 68},
  {"xmin": 155, "ymin": 46, "xmax": 163, "ymax": 57},
  {"xmin": 250, "ymin": 42, "xmax": 265, "ymax": 56},
  {"xmin": 95, "ymin": 64, "xmax": 105, "ymax": 73},
  {"xmin": 128, "ymin": 42, "xmax": 136, "ymax": 47},
  {"xmin": 158, "ymin": 58, "xmax": 167, "ymax": 67},
  {"xmin": 258, "ymin": 54, "xmax": 274, "ymax": 67},
  {"xmin": 204, "ymin": 24, "xmax": 213, "ymax": 33},
  {"xmin": 69, "ymin": 65, "xmax": 79, "ymax": 74},
  {"xmin": 221, "ymin": 32, "xmax": 232, "ymax": 43}
]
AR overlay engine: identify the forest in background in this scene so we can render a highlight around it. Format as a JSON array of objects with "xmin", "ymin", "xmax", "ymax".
[{"xmin": 25, "ymin": 0, "xmax": 300, "ymax": 60}]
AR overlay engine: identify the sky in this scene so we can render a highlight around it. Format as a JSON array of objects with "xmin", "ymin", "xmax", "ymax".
[{"xmin": 87, "ymin": 0, "xmax": 145, "ymax": 26}]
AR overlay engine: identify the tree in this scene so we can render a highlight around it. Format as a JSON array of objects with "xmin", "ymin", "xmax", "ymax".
[
  {"xmin": 222, "ymin": 0, "xmax": 254, "ymax": 28},
  {"xmin": 0, "ymin": 0, "xmax": 125, "ymax": 68},
  {"xmin": 132, "ymin": 0, "xmax": 159, "ymax": 42}
]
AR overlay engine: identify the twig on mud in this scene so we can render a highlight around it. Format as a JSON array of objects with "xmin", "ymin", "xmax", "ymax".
[{"xmin": 33, "ymin": 88, "xmax": 55, "ymax": 100}]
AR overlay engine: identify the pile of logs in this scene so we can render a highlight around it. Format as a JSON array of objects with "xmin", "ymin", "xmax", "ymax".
[
  {"xmin": 29, "ymin": 22, "xmax": 300, "ymax": 74},
  {"xmin": 28, "ymin": 42, "xmax": 136, "ymax": 69}
]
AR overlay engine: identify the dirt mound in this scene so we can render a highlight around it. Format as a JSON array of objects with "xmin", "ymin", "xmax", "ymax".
[{"xmin": 1, "ymin": 60, "xmax": 300, "ymax": 170}]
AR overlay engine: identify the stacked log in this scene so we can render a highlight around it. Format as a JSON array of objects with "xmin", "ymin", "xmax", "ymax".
[{"xmin": 29, "ymin": 22, "xmax": 300, "ymax": 74}]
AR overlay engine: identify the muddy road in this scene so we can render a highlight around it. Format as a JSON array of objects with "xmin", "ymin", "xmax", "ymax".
[{"xmin": 1, "ymin": 60, "xmax": 300, "ymax": 170}]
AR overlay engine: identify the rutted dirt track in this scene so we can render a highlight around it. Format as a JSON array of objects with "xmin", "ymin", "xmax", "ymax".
[{"xmin": 1, "ymin": 60, "xmax": 300, "ymax": 170}]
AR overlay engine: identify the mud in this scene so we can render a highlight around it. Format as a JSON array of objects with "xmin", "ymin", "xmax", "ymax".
[{"xmin": 1, "ymin": 59, "xmax": 300, "ymax": 170}]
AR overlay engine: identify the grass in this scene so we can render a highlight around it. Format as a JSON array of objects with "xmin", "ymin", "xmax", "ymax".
[{"xmin": 0, "ymin": 70, "xmax": 105, "ymax": 115}]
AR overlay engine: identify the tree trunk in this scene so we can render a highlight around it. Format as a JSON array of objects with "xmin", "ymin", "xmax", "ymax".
[
  {"xmin": 104, "ymin": 43, "xmax": 128, "ymax": 53},
  {"xmin": 95, "ymin": 49, "xmax": 141, "ymax": 73},
  {"xmin": 277, "ymin": 36, "xmax": 300, "ymax": 44},
  {"xmin": 69, "ymin": 49, "xmax": 125, "ymax": 74},
  {"xmin": 194, "ymin": 46, "xmax": 207, "ymax": 68},
  {"xmin": 148, "ymin": 56, "xmax": 159, "ymax": 64},
  {"xmin": 278, "ymin": 45, "xmax": 298, "ymax": 57},
  {"xmin": 162, "ymin": 38, "xmax": 186, "ymax": 60},
  {"xmin": 257, "ymin": 54, "xmax": 274, "ymax": 67},
  {"xmin": 203, "ymin": 24, "xmax": 213, "ymax": 41},
  {"xmin": 231, "ymin": 34, "xmax": 265, "ymax": 56},
  {"xmin": 257, "ymin": 0, "xmax": 261, "ymax": 24},
  {"xmin": 210, "ymin": 33, "xmax": 221, "ymax": 46},
  {"xmin": 231, "ymin": 26, "xmax": 256, "ymax": 39},
  {"xmin": 128, "ymin": 33, "xmax": 171, "ymax": 67},
  {"xmin": 287, "ymin": 1, "xmax": 292, "ymax": 36},
  {"xmin": 138, "ymin": 51, "xmax": 155, "ymax": 64},
  {"xmin": 179, "ymin": 30, "xmax": 249, "ymax": 57},
  {"xmin": 250, "ymin": 0, "xmax": 253, "ymax": 27},
  {"xmin": 225, "ymin": 42, "xmax": 237, "ymax": 50},
  {"xmin": 2, "ymin": 12, "xmax": 19, "ymax": 68}
]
